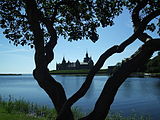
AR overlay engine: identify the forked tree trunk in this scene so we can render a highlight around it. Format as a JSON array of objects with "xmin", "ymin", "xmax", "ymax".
[
  {"xmin": 80, "ymin": 39, "xmax": 160, "ymax": 120},
  {"xmin": 23, "ymin": 1, "xmax": 160, "ymax": 120},
  {"xmin": 33, "ymin": 68, "xmax": 74, "ymax": 120},
  {"xmin": 24, "ymin": 1, "xmax": 74, "ymax": 120}
]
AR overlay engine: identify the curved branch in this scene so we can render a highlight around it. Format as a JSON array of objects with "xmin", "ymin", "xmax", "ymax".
[
  {"xmin": 26, "ymin": 0, "xmax": 58, "ymax": 66},
  {"xmin": 43, "ymin": 19, "xmax": 57, "ymax": 65},
  {"xmin": 57, "ymin": 8, "xmax": 160, "ymax": 119},
  {"xmin": 80, "ymin": 39, "xmax": 160, "ymax": 120},
  {"xmin": 24, "ymin": 1, "xmax": 74, "ymax": 119},
  {"xmin": 132, "ymin": 3, "xmax": 160, "ymax": 43},
  {"xmin": 131, "ymin": 0, "xmax": 160, "ymax": 43},
  {"xmin": 119, "ymin": 8, "xmax": 160, "ymax": 52},
  {"xmin": 138, "ymin": 32, "xmax": 152, "ymax": 42},
  {"xmin": 37, "ymin": 17, "xmax": 75, "ymax": 120},
  {"xmin": 131, "ymin": 1, "xmax": 160, "ymax": 43},
  {"xmin": 24, "ymin": 0, "xmax": 45, "ymax": 68},
  {"xmin": 56, "ymin": 45, "xmax": 119, "ymax": 119},
  {"xmin": 132, "ymin": 0, "xmax": 148, "ymax": 30}
]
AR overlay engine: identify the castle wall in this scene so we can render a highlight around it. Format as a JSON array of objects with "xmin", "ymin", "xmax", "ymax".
[{"xmin": 56, "ymin": 53, "xmax": 94, "ymax": 70}]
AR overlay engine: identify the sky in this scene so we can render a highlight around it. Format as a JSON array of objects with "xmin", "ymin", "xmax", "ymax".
[{"xmin": 0, "ymin": 9, "xmax": 158, "ymax": 74}]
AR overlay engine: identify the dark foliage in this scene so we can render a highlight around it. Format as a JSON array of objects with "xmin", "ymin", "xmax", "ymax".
[
  {"xmin": 146, "ymin": 52, "xmax": 160, "ymax": 73},
  {"xmin": 0, "ymin": 0, "xmax": 160, "ymax": 120}
]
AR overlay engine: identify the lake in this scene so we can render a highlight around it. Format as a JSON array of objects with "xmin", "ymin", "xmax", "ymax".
[{"xmin": 0, "ymin": 74, "xmax": 160, "ymax": 119}]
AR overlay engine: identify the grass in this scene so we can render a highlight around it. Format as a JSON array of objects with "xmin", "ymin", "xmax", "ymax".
[
  {"xmin": 0, "ymin": 110, "xmax": 45, "ymax": 120},
  {"xmin": 106, "ymin": 112, "xmax": 151, "ymax": 120},
  {"xmin": 0, "ymin": 95, "xmax": 151, "ymax": 120},
  {"xmin": 0, "ymin": 95, "xmax": 57, "ymax": 120},
  {"xmin": 0, "ymin": 104, "xmax": 45, "ymax": 120}
]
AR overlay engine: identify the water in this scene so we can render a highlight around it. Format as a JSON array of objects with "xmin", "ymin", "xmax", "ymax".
[{"xmin": 0, "ymin": 74, "xmax": 160, "ymax": 119}]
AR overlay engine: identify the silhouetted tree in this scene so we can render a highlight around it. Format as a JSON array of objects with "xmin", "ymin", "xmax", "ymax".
[
  {"xmin": 0, "ymin": 0, "xmax": 160, "ymax": 120},
  {"xmin": 146, "ymin": 52, "xmax": 160, "ymax": 73}
]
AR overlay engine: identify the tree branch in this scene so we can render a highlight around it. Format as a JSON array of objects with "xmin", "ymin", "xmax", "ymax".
[
  {"xmin": 119, "ymin": 8, "xmax": 160, "ymax": 52},
  {"xmin": 80, "ymin": 39, "xmax": 160, "ymax": 120},
  {"xmin": 56, "ymin": 45, "xmax": 118, "ymax": 119},
  {"xmin": 24, "ymin": 0, "xmax": 58, "ymax": 66},
  {"xmin": 131, "ymin": 1, "xmax": 160, "ymax": 43},
  {"xmin": 132, "ymin": 0, "xmax": 148, "ymax": 30},
  {"xmin": 24, "ymin": 1, "xmax": 74, "ymax": 119},
  {"xmin": 42, "ymin": 18, "xmax": 57, "ymax": 66},
  {"xmin": 138, "ymin": 32, "xmax": 152, "ymax": 42},
  {"xmin": 23, "ymin": 0, "xmax": 45, "ymax": 68},
  {"xmin": 57, "ymin": 7, "xmax": 160, "ymax": 119}
]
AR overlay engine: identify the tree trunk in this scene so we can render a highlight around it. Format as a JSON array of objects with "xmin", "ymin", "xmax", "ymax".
[
  {"xmin": 24, "ymin": 1, "xmax": 74, "ymax": 119},
  {"xmin": 23, "ymin": 1, "xmax": 160, "ymax": 120},
  {"xmin": 33, "ymin": 69, "xmax": 74, "ymax": 120},
  {"xmin": 56, "ymin": 8, "xmax": 160, "ymax": 117},
  {"xmin": 80, "ymin": 39, "xmax": 160, "ymax": 120}
]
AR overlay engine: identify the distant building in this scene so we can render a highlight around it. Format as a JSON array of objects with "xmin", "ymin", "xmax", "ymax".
[{"xmin": 56, "ymin": 52, "xmax": 94, "ymax": 70}]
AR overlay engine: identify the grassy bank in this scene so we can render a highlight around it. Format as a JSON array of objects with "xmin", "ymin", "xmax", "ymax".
[
  {"xmin": 0, "ymin": 96, "xmax": 151, "ymax": 120},
  {"xmin": 0, "ymin": 95, "xmax": 56, "ymax": 120},
  {"xmin": 0, "ymin": 108, "xmax": 45, "ymax": 120},
  {"xmin": 0, "ymin": 95, "xmax": 83, "ymax": 120}
]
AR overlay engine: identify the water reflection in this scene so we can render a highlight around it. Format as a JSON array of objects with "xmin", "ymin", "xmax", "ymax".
[{"xmin": 153, "ymin": 78, "xmax": 160, "ymax": 103}]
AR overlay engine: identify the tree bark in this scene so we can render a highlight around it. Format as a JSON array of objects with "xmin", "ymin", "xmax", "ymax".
[
  {"xmin": 23, "ymin": 1, "xmax": 160, "ymax": 120},
  {"xmin": 24, "ymin": 1, "xmax": 74, "ymax": 119},
  {"xmin": 57, "ymin": 6, "xmax": 160, "ymax": 119},
  {"xmin": 79, "ymin": 39, "xmax": 160, "ymax": 120}
]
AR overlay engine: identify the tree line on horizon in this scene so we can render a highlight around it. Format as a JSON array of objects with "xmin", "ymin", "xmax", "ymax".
[{"xmin": 138, "ymin": 52, "xmax": 160, "ymax": 73}]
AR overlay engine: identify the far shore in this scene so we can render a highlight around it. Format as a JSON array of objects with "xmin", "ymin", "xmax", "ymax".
[
  {"xmin": 130, "ymin": 72, "xmax": 160, "ymax": 78},
  {"xmin": 50, "ymin": 69, "xmax": 160, "ymax": 78},
  {"xmin": 0, "ymin": 74, "xmax": 22, "ymax": 76},
  {"xmin": 50, "ymin": 69, "xmax": 108, "ymax": 75},
  {"xmin": 0, "ymin": 71, "xmax": 159, "ymax": 78}
]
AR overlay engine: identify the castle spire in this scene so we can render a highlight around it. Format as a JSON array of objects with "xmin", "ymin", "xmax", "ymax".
[
  {"xmin": 86, "ymin": 51, "xmax": 89, "ymax": 58},
  {"xmin": 62, "ymin": 57, "xmax": 66, "ymax": 64}
]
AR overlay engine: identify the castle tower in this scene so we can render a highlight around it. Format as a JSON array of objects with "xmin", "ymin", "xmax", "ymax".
[
  {"xmin": 56, "ymin": 52, "xmax": 94, "ymax": 70},
  {"xmin": 62, "ymin": 57, "xmax": 66, "ymax": 64},
  {"xmin": 86, "ymin": 51, "xmax": 89, "ymax": 58},
  {"xmin": 83, "ymin": 51, "xmax": 90, "ymax": 63}
]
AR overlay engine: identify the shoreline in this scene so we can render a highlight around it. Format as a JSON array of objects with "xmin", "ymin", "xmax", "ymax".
[
  {"xmin": 50, "ymin": 69, "xmax": 108, "ymax": 76},
  {"xmin": 0, "ymin": 72, "xmax": 159, "ymax": 78},
  {"xmin": 50, "ymin": 70, "xmax": 160, "ymax": 78},
  {"xmin": 0, "ymin": 74, "xmax": 22, "ymax": 76},
  {"xmin": 130, "ymin": 72, "xmax": 160, "ymax": 78}
]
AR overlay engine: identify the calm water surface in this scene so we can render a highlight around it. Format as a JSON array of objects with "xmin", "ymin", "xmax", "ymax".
[{"xmin": 0, "ymin": 74, "xmax": 160, "ymax": 119}]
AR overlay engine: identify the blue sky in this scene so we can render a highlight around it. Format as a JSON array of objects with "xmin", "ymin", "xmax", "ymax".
[{"xmin": 0, "ymin": 10, "xmax": 158, "ymax": 74}]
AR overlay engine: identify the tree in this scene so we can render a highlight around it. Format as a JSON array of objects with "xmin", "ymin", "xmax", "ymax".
[
  {"xmin": 0, "ymin": 0, "xmax": 160, "ymax": 120},
  {"xmin": 146, "ymin": 52, "xmax": 160, "ymax": 73}
]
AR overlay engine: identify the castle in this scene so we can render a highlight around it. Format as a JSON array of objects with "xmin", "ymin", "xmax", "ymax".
[{"xmin": 56, "ymin": 52, "xmax": 94, "ymax": 70}]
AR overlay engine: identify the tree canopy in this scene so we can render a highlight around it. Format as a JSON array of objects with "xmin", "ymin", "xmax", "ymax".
[
  {"xmin": 0, "ymin": 0, "xmax": 122, "ymax": 46},
  {"xmin": 1, "ymin": 0, "xmax": 159, "ymax": 47},
  {"xmin": 0, "ymin": 0, "xmax": 160, "ymax": 120},
  {"xmin": 146, "ymin": 52, "xmax": 160, "ymax": 73}
]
